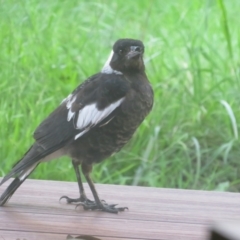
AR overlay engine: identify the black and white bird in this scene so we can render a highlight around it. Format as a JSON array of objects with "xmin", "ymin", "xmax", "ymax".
[{"xmin": 0, "ymin": 38, "xmax": 153, "ymax": 213}]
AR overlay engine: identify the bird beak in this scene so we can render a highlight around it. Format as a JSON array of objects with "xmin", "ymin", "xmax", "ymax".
[{"xmin": 126, "ymin": 46, "xmax": 142, "ymax": 59}]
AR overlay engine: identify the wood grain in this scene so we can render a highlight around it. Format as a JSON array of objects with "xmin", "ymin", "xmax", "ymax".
[{"xmin": 0, "ymin": 179, "xmax": 240, "ymax": 240}]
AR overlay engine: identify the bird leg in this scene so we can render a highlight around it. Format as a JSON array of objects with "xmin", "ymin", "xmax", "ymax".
[
  {"xmin": 76, "ymin": 163, "xmax": 128, "ymax": 214},
  {"xmin": 60, "ymin": 160, "xmax": 93, "ymax": 204}
]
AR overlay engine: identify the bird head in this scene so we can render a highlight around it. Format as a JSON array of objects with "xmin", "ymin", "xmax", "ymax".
[{"xmin": 109, "ymin": 39, "xmax": 145, "ymax": 73}]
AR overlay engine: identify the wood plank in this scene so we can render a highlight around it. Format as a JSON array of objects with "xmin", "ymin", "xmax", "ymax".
[
  {"xmin": 0, "ymin": 210, "xmax": 206, "ymax": 240},
  {"xmin": 0, "ymin": 230, "xmax": 131, "ymax": 240},
  {"xmin": 0, "ymin": 230, "xmax": 65, "ymax": 240},
  {"xmin": 0, "ymin": 179, "xmax": 240, "ymax": 240},
  {"xmin": 1, "ymin": 179, "xmax": 239, "ymax": 224}
]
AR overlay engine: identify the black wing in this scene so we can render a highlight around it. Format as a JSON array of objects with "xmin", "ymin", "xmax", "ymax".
[{"xmin": 34, "ymin": 73, "xmax": 130, "ymax": 152}]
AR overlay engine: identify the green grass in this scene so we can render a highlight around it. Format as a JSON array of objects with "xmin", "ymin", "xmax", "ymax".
[{"xmin": 1, "ymin": 0, "xmax": 240, "ymax": 192}]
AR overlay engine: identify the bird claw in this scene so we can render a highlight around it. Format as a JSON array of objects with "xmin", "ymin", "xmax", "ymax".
[{"xmin": 59, "ymin": 195, "xmax": 79, "ymax": 204}]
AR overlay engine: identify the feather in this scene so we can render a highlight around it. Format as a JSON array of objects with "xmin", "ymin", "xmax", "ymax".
[
  {"xmin": 0, "ymin": 164, "xmax": 37, "ymax": 206},
  {"xmin": 75, "ymin": 98, "xmax": 125, "ymax": 131},
  {"xmin": 101, "ymin": 51, "xmax": 122, "ymax": 75}
]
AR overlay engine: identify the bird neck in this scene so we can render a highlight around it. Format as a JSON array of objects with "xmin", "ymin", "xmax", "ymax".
[{"xmin": 124, "ymin": 69, "xmax": 148, "ymax": 82}]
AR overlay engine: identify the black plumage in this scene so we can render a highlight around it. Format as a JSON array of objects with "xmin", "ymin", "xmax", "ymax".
[{"xmin": 0, "ymin": 38, "xmax": 154, "ymax": 213}]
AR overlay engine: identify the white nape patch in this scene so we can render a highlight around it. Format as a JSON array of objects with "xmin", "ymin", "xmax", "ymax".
[
  {"xmin": 101, "ymin": 50, "xmax": 122, "ymax": 75},
  {"xmin": 74, "ymin": 97, "xmax": 125, "ymax": 140}
]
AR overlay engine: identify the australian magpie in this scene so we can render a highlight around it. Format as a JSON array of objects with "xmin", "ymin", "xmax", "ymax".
[{"xmin": 0, "ymin": 38, "xmax": 154, "ymax": 213}]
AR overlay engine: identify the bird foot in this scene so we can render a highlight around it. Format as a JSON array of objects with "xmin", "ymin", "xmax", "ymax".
[
  {"xmin": 59, "ymin": 195, "xmax": 128, "ymax": 213},
  {"xmin": 59, "ymin": 195, "xmax": 94, "ymax": 204},
  {"xmin": 77, "ymin": 201, "xmax": 128, "ymax": 214}
]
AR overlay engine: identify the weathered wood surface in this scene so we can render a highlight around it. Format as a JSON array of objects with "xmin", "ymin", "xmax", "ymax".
[{"xmin": 0, "ymin": 179, "xmax": 239, "ymax": 240}]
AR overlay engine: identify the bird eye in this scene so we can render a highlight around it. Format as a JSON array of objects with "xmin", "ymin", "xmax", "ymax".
[
  {"xmin": 118, "ymin": 49, "xmax": 123, "ymax": 55},
  {"xmin": 135, "ymin": 47, "xmax": 141, "ymax": 52}
]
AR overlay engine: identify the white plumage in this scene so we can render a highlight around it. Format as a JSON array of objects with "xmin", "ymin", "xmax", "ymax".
[
  {"xmin": 67, "ymin": 109, "xmax": 75, "ymax": 121},
  {"xmin": 65, "ymin": 96, "xmax": 125, "ymax": 140},
  {"xmin": 62, "ymin": 49, "xmax": 125, "ymax": 140},
  {"xmin": 19, "ymin": 164, "xmax": 37, "ymax": 181},
  {"xmin": 66, "ymin": 95, "xmax": 77, "ymax": 121},
  {"xmin": 61, "ymin": 93, "xmax": 72, "ymax": 104},
  {"xmin": 66, "ymin": 95, "xmax": 76, "ymax": 110},
  {"xmin": 101, "ymin": 50, "xmax": 122, "ymax": 75},
  {"xmin": 74, "ymin": 129, "xmax": 89, "ymax": 140}
]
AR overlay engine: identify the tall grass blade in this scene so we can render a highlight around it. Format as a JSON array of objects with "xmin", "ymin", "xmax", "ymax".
[
  {"xmin": 220, "ymin": 100, "xmax": 238, "ymax": 140},
  {"xmin": 192, "ymin": 137, "xmax": 201, "ymax": 188},
  {"xmin": 217, "ymin": 0, "xmax": 233, "ymax": 58}
]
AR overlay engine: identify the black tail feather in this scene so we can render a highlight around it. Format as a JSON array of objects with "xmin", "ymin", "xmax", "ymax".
[
  {"xmin": 0, "ymin": 177, "xmax": 25, "ymax": 206},
  {"xmin": 0, "ymin": 143, "xmax": 45, "ymax": 186},
  {"xmin": 0, "ymin": 142, "xmax": 62, "ymax": 205},
  {"xmin": 0, "ymin": 164, "xmax": 37, "ymax": 206}
]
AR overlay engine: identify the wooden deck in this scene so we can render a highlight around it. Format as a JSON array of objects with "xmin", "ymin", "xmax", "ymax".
[{"xmin": 0, "ymin": 179, "xmax": 239, "ymax": 240}]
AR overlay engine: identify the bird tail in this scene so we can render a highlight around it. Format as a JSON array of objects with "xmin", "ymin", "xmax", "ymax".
[
  {"xmin": 0, "ymin": 143, "xmax": 48, "ymax": 206},
  {"xmin": 0, "ymin": 164, "xmax": 37, "ymax": 206},
  {"xmin": 0, "ymin": 142, "xmax": 63, "ymax": 206}
]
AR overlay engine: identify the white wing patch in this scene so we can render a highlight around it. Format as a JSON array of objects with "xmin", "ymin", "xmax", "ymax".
[
  {"xmin": 65, "ymin": 95, "xmax": 125, "ymax": 140},
  {"xmin": 101, "ymin": 50, "xmax": 122, "ymax": 75},
  {"xmin": 74, "ymin": 128, "xmax": 89, "ymax": 140},
  {"xmin": 65, "ymin": 95, "xmax": 77, "ymax": 121},
  {"xmin": 61, "ymin": 93, "xmax": 73, "ymax": 104}
]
